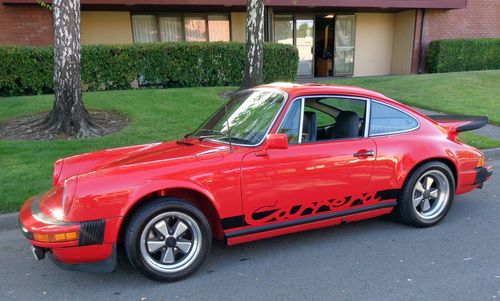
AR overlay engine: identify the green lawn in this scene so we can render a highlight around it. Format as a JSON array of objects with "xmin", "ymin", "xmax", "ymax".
[
  {"xmin": 0, "ymin": 88, "xmax": 227, "ymax": 213},
  {"xmin": 330, "ymin": 70, "xmax": 500, "ymax": 125},
  {"xmin": 1, "ymin": 70, "xmax": 499, "ymax": 213}
]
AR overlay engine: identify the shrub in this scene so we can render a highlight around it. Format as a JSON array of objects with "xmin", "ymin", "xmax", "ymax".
[
  {"xmin": 428, "ymin": 38, "xmax": 500, "ymax": 73},
  {"xmin": 0, "ymin": 42, "xmax": 299, "ymax": 97}
]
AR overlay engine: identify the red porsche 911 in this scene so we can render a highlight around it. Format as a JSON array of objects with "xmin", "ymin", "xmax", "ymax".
[{"xmin": 19, "ymin": 83, "xmax": 492, "ymax": 281}]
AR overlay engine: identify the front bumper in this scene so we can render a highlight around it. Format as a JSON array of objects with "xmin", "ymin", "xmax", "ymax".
[{"xmin": 19, "ymin": 195, "xmax": 119, "ymax": 273}]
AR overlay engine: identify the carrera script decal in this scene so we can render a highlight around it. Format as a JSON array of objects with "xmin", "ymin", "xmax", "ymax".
[{"xmin": 244, "ymin": 191, "xmax": 392, "ymax": 226}]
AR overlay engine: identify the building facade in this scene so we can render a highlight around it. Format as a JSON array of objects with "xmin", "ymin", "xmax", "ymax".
[{"xmin": 0, "ymin": 0, "xmax": 498, "ymax": 77}]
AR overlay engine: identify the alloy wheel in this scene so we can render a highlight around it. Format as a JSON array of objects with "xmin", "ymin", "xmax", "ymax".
[
  {"xmin": 140, "ymin": 211, "xmax": 202, "ymax": 273},
  {"xmin": 412, "ymin": 170, "xmax": 450, "ymax": 220}
]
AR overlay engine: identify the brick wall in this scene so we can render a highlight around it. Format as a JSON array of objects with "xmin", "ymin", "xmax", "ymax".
[
  {"xmin": 0, "ymin": 4, "xmax": 53, "ymax": 46},
  {"xmin": 421, "ymin": 0, "xmax": 500, "ymax": 69}
]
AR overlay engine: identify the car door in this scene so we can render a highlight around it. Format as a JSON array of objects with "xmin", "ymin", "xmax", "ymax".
[{"xmin": 240, "ymin": 96, "xmax": 377, "ymax": 228}]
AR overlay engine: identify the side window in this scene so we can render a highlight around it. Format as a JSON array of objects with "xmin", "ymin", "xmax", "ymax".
[
  {"xmin": 369, "ymin": 102, "xmax": 419, "ymax": 135},
  {"xmin": 313, "ymin": 97, "xmax": 367, "ymax": 141},
  {"xmin": 278, "ymin": 100, "xmax": 301, "ymax": 144},
  {"xmin": 304, "ymin": 106, "xmax": 335, "ymax": 127},
  {"xmin": 319, "ymin": 97, "xmax": 366, "ymax": 118}
]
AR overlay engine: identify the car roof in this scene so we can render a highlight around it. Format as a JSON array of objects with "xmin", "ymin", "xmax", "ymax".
[
  {"xmin": 257, "ymin": 82, "xmax": 434, "ymax": 125},
  {"xmin": 257, "ymin": 82, "xmax": 395, "ymax": 104}
]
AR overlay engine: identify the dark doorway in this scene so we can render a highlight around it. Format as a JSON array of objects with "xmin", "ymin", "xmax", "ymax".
[{"xmin": 314, "ymin": 15, "xmax": 335, "ymax": 77}]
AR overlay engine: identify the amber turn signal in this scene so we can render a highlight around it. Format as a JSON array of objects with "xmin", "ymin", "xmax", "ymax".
[
  {"xmin": 476, "ymin": 155, "xmax": 485, "ymax": 167},
  {"xmin": 33, "ymin": 231, "xmax": 79, "ymax": 243}
]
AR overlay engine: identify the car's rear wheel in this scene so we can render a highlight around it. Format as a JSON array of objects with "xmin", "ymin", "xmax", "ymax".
[
  {"xmin": 396, "ymin": 161, "xmax": 455, "ymax": 227},
  {"xmin": 125, "ymin": 198, "xmax": 211, "ymax": 281}
]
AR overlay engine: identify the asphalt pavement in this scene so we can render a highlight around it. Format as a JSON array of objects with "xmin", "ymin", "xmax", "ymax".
[{"xmin": 1, "ymin": 160, "xmax": 499, "ymax": 301}]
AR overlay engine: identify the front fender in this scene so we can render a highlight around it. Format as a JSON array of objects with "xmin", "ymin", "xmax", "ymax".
[{"xmin": 123, "ymin": 179, "xmax": 219, "ymax": 217}]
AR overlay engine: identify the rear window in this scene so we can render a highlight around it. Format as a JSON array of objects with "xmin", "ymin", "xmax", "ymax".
[{"xmin": 369, "ymin": 102, "xmax": 419, "ymax": 135}]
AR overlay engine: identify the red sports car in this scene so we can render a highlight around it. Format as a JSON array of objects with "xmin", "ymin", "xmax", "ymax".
[{"xmin": 19, "ymin": 83, "xmax": 492, "ymax": 281}]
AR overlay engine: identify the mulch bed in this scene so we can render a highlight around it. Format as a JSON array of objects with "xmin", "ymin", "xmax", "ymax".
[{"xmin": 0, "ymin": 110, "xmax": 129, "ymax": 141}]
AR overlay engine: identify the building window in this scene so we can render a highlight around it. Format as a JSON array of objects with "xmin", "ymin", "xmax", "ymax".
[
  {"xmin": 185, "ymin": 16, "xmax": 207, "ymax": 41},
  {"xmin": 159, "ymin": 16, "xmax": 183, "ymax": 42},
  {"xmin": 274, "ymin": 15, "xmax": 293, "ymax": 45},
  {"xmin": 131, "ymin": 15, "xmax": 158, "ymax": 43},
  {"xmin": 132, "ymin": 14, "xmax": 231, "ymax": 43},
  {"xmin": 208, "ymin": 15, "xmax": 230, "ymax": 41}
]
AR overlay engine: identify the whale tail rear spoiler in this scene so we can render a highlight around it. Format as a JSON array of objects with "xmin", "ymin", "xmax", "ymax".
[{"xmin": 428, "ymin": 115, "xmax": 488, "ymax": 141}]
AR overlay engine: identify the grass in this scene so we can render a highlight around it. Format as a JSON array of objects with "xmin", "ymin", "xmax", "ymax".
[
  {"xmin": 1, "ymin": 70, "xmax": 499, "ymax": 213},
  {"xmin": 0, "ymin": 88, "xmax": 227, "ymax": 213},
  {"xmin": 330, "ymin": 70, "xmax": 500, "ymax": 125}
]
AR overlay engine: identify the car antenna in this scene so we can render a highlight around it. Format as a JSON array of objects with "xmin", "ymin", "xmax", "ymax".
[{"xmin": 223, "ymin": 103, "xmax": 233, "ymax": 153}]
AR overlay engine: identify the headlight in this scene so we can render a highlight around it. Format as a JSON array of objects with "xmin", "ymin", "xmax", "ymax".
[
  {"xmin": 62, "ymin": 176, "xmax": 78, "ymax": 215},
  {"xmin": 53, "ymin": 159, "xmax": 64, "ymax": 186}
]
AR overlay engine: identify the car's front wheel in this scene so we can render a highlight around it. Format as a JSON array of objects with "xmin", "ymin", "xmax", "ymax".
[
  {"xmin": 396, "ymin": 161, "xmax": 455, "ymax": 227},
  {"xmin": 125, "ymin": 198, "xmax": 211, "ymax": 281}
]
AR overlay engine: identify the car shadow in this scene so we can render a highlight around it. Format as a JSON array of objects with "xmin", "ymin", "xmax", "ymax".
[
  {"xmin": 107, "ymin": 214, "xmax": 412, "ymax": 284},
  {"xmin": 42, "ymin": 195, "xmax": 477, "ymax": 287}
]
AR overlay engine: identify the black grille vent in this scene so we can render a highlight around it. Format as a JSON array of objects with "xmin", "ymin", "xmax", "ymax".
[{"xmin": 79, "ymin": 220, "xmax": 105, "ymax": 246}]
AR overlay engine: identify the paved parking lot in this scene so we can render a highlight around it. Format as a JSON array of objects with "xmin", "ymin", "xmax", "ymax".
[{"xmin": 1, "ymin": 160, "xmax": 498, "ymax": 301}]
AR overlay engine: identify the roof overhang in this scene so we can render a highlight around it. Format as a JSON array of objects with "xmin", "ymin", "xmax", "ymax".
[{"xmin": 1, "ymin": 0, "xmax": 467, "ymax": 9}]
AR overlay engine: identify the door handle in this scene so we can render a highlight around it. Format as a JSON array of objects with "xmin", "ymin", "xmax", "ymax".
[{"xmin": 353, "ymin": 150, "xmax": 375, "ymax": 157}]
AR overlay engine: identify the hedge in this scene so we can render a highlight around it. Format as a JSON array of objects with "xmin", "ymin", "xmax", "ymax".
[
  {"xmin": 0, "ymin": 42, "xmax": 299, "ymax": 97},
  {"xmin": 428, "ymin": 38, "xmax": 500, "ymax": 73}
]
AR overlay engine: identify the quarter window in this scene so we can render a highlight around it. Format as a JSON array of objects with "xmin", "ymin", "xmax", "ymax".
[
  {"xmin": 278, "ymin": 100, "xmax": 302, "ymax": 144},
  {"xmin": 369, "ymin": 102, "xmax": 418, "ymax": 135}
]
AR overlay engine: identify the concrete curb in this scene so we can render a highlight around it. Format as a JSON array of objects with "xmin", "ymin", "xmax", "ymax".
[
  {"xmin": 484, "ymin": 148, "xmax": 500, "ymax": 161},
  {"xmin": 0, "ymin": 212, "xmax": 19, "ymax": 231}
]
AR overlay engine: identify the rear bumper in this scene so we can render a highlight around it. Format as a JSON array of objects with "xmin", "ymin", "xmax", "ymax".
[
  {"xmin": 19, "ymin": 195, "xmax": 119, "ymax": 273},
  {"xmin": 474, "ymin": 165, "xmax": 493, "ymax": 185}
]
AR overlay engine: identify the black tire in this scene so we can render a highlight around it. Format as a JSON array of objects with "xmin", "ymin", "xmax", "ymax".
[
  {"xmin": 125, "ymin": 197, "xmax": 212, "ymax": 281},
  {"xmin": 396, "ymin": 161, "xmax": 455, "ymax": 227}
]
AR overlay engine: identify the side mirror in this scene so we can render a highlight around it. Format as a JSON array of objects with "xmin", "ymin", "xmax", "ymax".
[
  {"xmin": 266, "ymin": 133, "xmax": 289, "ymax": 150},
  {"xmin": 256, "ymin": 134, "xmax": 288, "ymax": 156}
]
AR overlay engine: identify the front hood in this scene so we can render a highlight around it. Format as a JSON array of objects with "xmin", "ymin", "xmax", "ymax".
[{"xmin": 54, "ymin": 139, "xmax": 227, "ymax": 185}]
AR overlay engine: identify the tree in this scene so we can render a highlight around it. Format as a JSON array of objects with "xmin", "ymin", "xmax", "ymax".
[
  {"xmin": 43, "ymin": 0, "xmax": 102, "ymax": 138},
  {"xmin": 241, "ymin": 0, "xmax": 265, "ymax": 90}
]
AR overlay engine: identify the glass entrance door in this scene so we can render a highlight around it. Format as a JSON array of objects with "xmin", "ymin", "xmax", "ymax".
[
  {"xmin": 334, "ymin": 15, "xmax": 355, "ymax": 76},
  {"xmin": 295, "ymin": 18, "xmax": 314, "ymax": 76}
]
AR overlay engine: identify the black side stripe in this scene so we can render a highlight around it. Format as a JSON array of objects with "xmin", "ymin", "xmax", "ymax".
[
  {"xmin": 220, "ymin": 215, "xmax": 246, "ymax": 230},
  {"xmin": 225, "ymin": 202, "xmax": 397, "ymax": 239},
  {"xmin": 375, "ymin": 189, "xmax": 400, "ymax": 201},
  {"xmin": 220, "ymin": 188, "xmax": 401, "ymax": 231}
]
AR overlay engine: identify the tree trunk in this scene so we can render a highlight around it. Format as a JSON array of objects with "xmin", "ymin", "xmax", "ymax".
[
  {"xmin": 241, "ymin": 0, "xmax": 265, "ymax": 90},
  {"xmin": 44, "ymin": 0, "xmax": 102, "ymax": 138}
]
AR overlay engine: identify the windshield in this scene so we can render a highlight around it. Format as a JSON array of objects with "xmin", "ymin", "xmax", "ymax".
[{"xmin": 191, "ymin": 90, "xmax": 285, "ymax": 145}]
